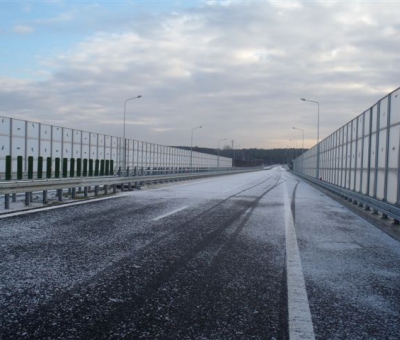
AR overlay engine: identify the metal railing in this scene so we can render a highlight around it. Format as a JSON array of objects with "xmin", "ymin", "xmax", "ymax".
[
  {"xmin": 0, "ymin": 167, "xmax": 263, "ymax": 210},
  {"xmin": 294, "ymin": 172, "xmax": 400, "ymax": 223}
]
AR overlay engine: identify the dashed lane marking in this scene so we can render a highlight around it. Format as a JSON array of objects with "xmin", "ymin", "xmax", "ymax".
[{"xmin": 153, "ymin": 206, "xmax": 188, "ymax": 221}]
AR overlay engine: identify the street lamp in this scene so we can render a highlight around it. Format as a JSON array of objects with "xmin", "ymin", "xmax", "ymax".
[
  {"xmin": 292, "ymin": 127, "xmax": 304, "ymax": 152},
  {"xmin": 123, "ymin": 95, "xmax": 142, "ymax": 170},
  {"xmin": 217, "ymin": 138, "xmax": 226, "ymax": 167},
  {"xmin": 292, "ymin": 127, "xmax": 305, "ymax": 173},
  {"xmin": 288, "ymin": 139, "xmax": 297, "ymax": 160},
  {"xmin": 190, "ymin": 126, "xmax": 202, "ymax": 168},
  {"xmin": 233, "ymin": 144, "xmax": 241, "ymax": 168},
  {"xmin": 301, "ymin": 97, "xmax": 320, "ymax": 179},
  {"xmin": 301, "ymin": 98, "xmax": 319, "ymax": 144}
]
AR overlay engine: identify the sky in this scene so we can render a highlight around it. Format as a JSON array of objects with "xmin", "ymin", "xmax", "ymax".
[{"xmin": 1, "ymin": 0, "xmax": 399, "ymax": 150}]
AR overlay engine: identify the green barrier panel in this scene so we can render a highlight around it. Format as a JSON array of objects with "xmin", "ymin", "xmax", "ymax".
[
  {"xmin": 55, "ymin": 158, "xmax": 60, "ymax": 178},
  {"xmin": 77, "ymin": 158, "xmax": 82, "ymax": 177},
  {"xmin": 37, "ymin": 157, "xmax": 43, "ymax": 179},
  {"xmin": 83, "ymin": 159, "xmax": 88, "ymax": 176},
  {"xmin": 89, "ymin": 159, "xmax": 93, "ymax": 176},
  {"xmin": 28, "ymin": 156, "xmax": 34, "ymax": 179},
  {"xmin": 5, "ymin": 155, "xmax": 12, "ymax": 180},
  {"xmin": 70, "ymin": 158, "xmax": 75, "ymax": 178},
  {"xmin": 17, "ymin": 156, "xmax": 23, "ymax": 180},
  {"xmin": 105, "ymin": 160, "xmax": 110, "ymax": 176},
  {"xmin": 63, "ymin": 158, "xmax": 68, "ymax": 178},
  {"xmin": 95, "ymin": 159, "xmax": 100, "ymax": 176},
  {"xmin": 46, "ymin": 157, "xmax": 52, "ymax": 178},
  {"xmin": 110, "ymin": 160, "xmax": 114, "ymax": 175},
  {"xmin": 100, "ymin": 160, "xmax": 105, "ymax": 176}
]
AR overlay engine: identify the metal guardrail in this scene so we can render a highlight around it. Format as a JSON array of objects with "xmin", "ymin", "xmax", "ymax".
[
  {"xmin": 293, "ymin": 172, "xmax": 400, "ymax": 222},
  {"xmin": 0, "ymin": 167, "xmax": 263, "ymax": 210}
]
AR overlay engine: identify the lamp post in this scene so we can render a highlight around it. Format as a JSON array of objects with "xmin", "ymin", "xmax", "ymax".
[
  {"xmin": 217, "ymin": 138, "xmax": 226, "ymax": 167},
  {"xmin": 233, "ymin": 144, "xmax": 241, "ymax": 167},
  {"xmin": 289, "ymin": 139, "xmax": 297, "ymax": 159},
  {"xmin": 301, "ymin": 98, "xmax": 320, "ymax": 179},
  {"xmin": 190, "ymin": 126, "xmax": 202, "ymax": 168},
  {"xmin": 123, "ymin": 95, "xmax": 142, "ymax": 170},
  {"xmin": 292, "ymin": 127, "xmax": 305, "ymax": 173},
  {"xmin": 292, "ymin": 127, "xmax": 304, "ymax": 152}
]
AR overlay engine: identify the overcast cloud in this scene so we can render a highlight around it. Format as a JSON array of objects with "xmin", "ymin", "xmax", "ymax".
[{"xmin": 1, "ymin": 0, "xmax": 399, "ymax": 149}]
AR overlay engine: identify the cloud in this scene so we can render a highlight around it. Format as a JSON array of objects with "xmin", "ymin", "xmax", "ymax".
[
  {"xmin": 1, "ymin": 1, "xmax": 400, "ymax": 149},
  {"xmin": 13, "ymin": 25, "xmax": 34, "ymax": 34}
]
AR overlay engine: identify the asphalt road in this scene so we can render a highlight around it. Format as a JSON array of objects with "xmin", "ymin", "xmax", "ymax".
[{"xmin": 1, "ymin": 167, "xmax": 400, "ymax": 339}]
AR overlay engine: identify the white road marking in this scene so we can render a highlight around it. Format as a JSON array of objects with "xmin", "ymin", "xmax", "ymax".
[
  {"xmin": 283, "ymin": 178, "xmax": 315, "ymax": 340},
  {"xmin": 153, "ymin": 206, "xmax": 188, "ymax": 221},
  {"xmin": 222, "ymin": 183, "xmax": 245, "ymax": 193}
]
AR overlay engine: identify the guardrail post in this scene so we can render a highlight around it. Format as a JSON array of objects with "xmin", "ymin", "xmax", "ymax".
[
  {"xmin": 89, "ymin": 159, "xmax": 93, "ymax": 176},
  {"xmin": 104, "ymin": 185, "xmax": 108, "ymax": 194},
  {"xmin": 46, "ymin": 157, "xmax": 52, "ymax": 178},
  {"xmin": 28, "ymin": 156, "xmax": 34, "ymax": 179},
  {"xmin": 126, "ymin": 167, "xmax": 130, "ymax": 177},
  {"xmin": 77, "ymin": 158, "xmax": 82, "ymax": 177},
  {"xmin": 72, "ymin": 187, "xmax": 76, "ymax": 198},
  {"xmin": 105, "ymin": 160, "xmax": 110, "ymax": 176},
  {"xmin": 25, "ymin": 192, "xmax": 30, "ymax": 206},
  {"xmin": 5, "ymin": 194, "xmax": 10, "ymax": 209},
  {"xmin": 70, "ymin": 158, "xmax": 75, "ymax": 178},
  {"xmin": 17, "ymin": 156, "xmax": 23, "ymax": 180},
  {"xmin": 94, "ymin": 185, "xmax": 99, "ymax": 196},
  {"xmin": 37, "ymin": 157, "xmax": 43, "ymax": 179},
  {"xmin": 134, "ymin": 166, "xmax": 137, "ymax": 176},
  {"xmin": 84, "ymin": 186, "xmax": 88, "ymax": 198},
  {"xmin": 5, "ymin": 155, "xmax": 12, "ymax": 180},
  {"xmin": 100, "ymin": 160, "xmax": 105, "ymax": 176},
  {"xmin": 95, "ymin": 160, "xmax": 99, "ymax": 176},
  {"xmin": 55, "ymin": 158, "xmax": 60, "ymax": 178},
  {"xmin": 117, "ymin": 167, "xmax": 121, "ymax": 176},
  {"xmin": 43, "ymin": 190, "xmax": 48, "ymax": 204},
  {"xmin": 63, "ymin": 158, "xmax": 68, "ymax": 178},
  {"xmin": 57, "ymin": 189, "xmax": 63, "ymax": 202},
  {"xmin": 12, "ymin": 193, "xmax": 17, "ymax": 202}
]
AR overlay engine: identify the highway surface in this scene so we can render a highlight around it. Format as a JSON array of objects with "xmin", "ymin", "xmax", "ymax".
[{"xmin": 1, "ymin": 167, "xmax": 400, "ymax": 339}]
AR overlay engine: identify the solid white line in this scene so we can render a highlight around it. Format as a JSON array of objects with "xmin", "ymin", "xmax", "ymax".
[
  {"xmin": 283, "ymin": 178, "xmax": 315, "ymax": 340},
  {"xmin": 153, "ymin": 206, "xmax": 188, "ymax": 221}
]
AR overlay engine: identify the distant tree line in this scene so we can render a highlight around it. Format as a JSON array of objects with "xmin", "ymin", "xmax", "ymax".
[{"xmin": 175, "ymin": 146, "xmax": 308, "ymax": 167}]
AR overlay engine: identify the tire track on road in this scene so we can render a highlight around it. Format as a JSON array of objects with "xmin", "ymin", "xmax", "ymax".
[
  {"xmin": 78, "ymin": 173, "xmax": 285, "ymax": 339},
  {"xmin": 2, "ymin": 172, "xmax": 283, "ymax": 339}
]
